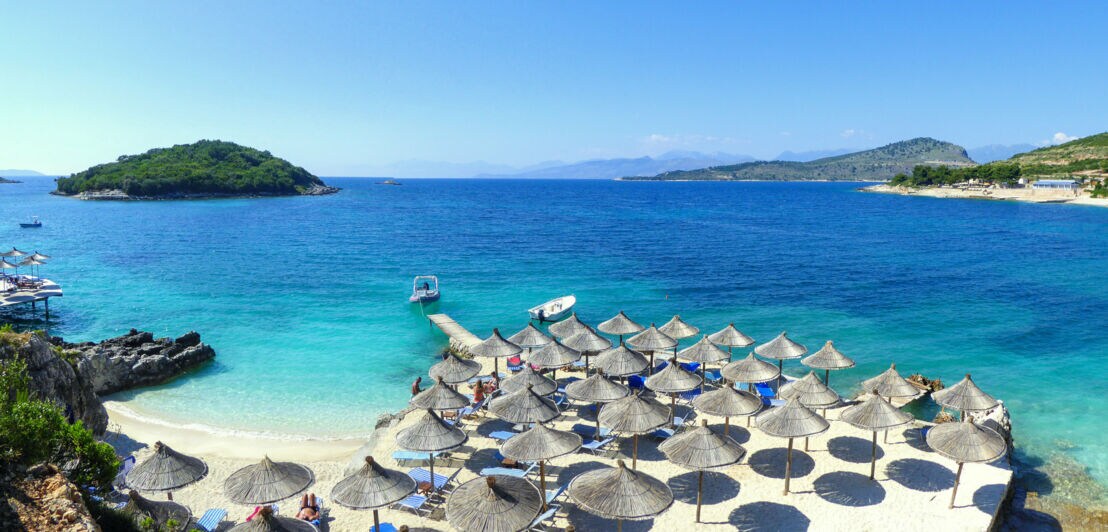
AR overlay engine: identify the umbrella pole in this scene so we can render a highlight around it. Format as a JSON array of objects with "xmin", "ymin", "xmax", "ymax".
[
  {"xmin": 373, "ymin": 509, "xmax": 380, "ymax": 532},
  {"xmin": 950, "ymin": 462, "xmax": 964, "ymax": 508},
  {"xmin": 804, "ymin": 436, "xmax": 809, "ymax": 452},
  {"xmin": 633, "ymin": 434, "xmax": 639, "ymax": 469},
  {"xmin": 429, "ymin": 453, "xmax": 436, "ymax": 492},
  {"xmin": 884, "ymin": 430, "xmax": 888, "ymax": 444},
  {"xmin": 696, "ymin": 469, "xmax": 704, "ymax": 522},
  {"xmin": 728, "ymin": 346, "xmax": 733, "ymax": 362},
  {"xmin": 747, "ymin": 415, "xmax": 751, "ymax": 428},
  {"xmin": 824, "ymin": 369, "xmax": 830, "ymax": 385},
  {"xmin": 724, "ymin": 416, "xmax": 730, "ymax": 436},
  {"xmin": 870, "ymin": 431, "xmax": 878, "ymax": 480},
  {"xmin": 784, "ymin": 438, "xmax": 794, "ymax": 495},
  {"xmin": 670, "ymin": 394, "xmax": 677, "ymax": 427},
  {"xmin": 585, "ymin": 353, "xmax": 590, "ymax": 375},
  {"xmin": 594, "ymin": 403, "xmax": 602, "ymax": 441},
  {"xmin": 648, "ymin": 351, "xmax": 655, "ymax": 374},
  {"xmin": 617, "ymin": 519, "xmax": 623, "ymax": 532},
  {"xmin": 701, "ymin": 366, "xmax": 705, "ymax": 393},
  {"xmin": 540, "ymin": 460, "xmax": 548, "ymax": 511},
  {"xmin": 167, "ymin": 491, "xmax": 173, "ymax": 501}
]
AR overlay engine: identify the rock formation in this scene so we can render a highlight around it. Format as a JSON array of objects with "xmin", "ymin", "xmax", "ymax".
[
  {"xmin": 1, "ymin": 332, "xmax": 108, "ymax": 435},
  {"xmin": 55, "ymin": 329, "xmax": 216, "ymax": 396},
  {"xmin": 1, "ymin": 464, "xmax": 100, "ymax": 532}
]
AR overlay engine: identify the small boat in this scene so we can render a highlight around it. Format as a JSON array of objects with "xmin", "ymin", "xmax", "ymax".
[
  {"xmin": 19, "ymin": 216, "xmax": 42, "ymax": 228},
  {"xmin": 409, "ymin": 275, "xmax": 440, "ymax": 303},
  {"xmin": 376, "ymin": 179, "xmax": 401, "ymax": 186},
  {"xmin": 529, "ymin": 295, "xmax": 576, "ymax": 322}
]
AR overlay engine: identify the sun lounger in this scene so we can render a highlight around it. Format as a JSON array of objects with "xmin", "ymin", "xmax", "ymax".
[
  {"xmin": 627, "ymin": 375, "xmax": 645, "ymax": 390},
  {"xmin": 571, "ymin": 424, "xmax": 613, "ymax": 439},
  {"xmin": 113, "ymin": 455, "xmax": 136, "ymax": 490},
  {"xmin": 754, "ymin": 381, "xmax": 775, "ymax": 398},
  {"xmin": 194, "ymin": 508, "xmax": 227, "ymax": 532},
  {"xmin": 680, "ymin": 362, "xmax": 700, "ymax": 373},
  {"xmin": 580, "ymin": 436, "xmax": 616, "ymax": 456},
  {"xmin": 393, "ymin": 493, "xmax": 432, "ymax": 516},
  {"xmin": 392, "ymin": 450, "xmax": 444, "ymax": 465},
  {"xmin": 370, "ymin": 524, "xmax": 398, "ymax": 532},
  {"xmin": 409, "ymin": 467, "xmax": 456, "ymax": 492},
  {"xmin": 705, "ymin": 369, "xmax": 723, "ymax": 383},
  {"xmin": 528, "ymin": 504, "xmax": 561, "ymax": 531},
  {"xmin": 545, "ymin": 485, "xmax": 566, "ymax": 504},
  {"xmin": 489, "ymin": 430, "xmax": 517, "ymax": 442},
  {"xmin": 480, "ymin": 463, "xmax": 536, "ymax": 478},
  {"xmin": 507, "ymin": 356, "xmax": 524, "ymax": 372},
  {"xmin": 678, "ymin": 388, "xmax": 703, "ymax": 402},
  {"xmin": 552, "ymin": 393, "xmax": 567, "ymax": 409}
]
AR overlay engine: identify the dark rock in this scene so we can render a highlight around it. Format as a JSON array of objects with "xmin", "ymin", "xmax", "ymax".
[
  {"xmin": 0, "ymin": 333, "xmax": 108, "ymax": 436},
  {"xmin": 175, "ymin": 331, "xmax": 201, "ymax": 348},
  {"xmin": 65, "ymin": 330, "xmax": 216, "ymax": 396}
]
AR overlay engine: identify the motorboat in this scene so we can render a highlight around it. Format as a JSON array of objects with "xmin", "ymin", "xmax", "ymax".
[
  {"xmin": 409, "ymin": 275, "xmax": 440, "ymax": 303},
  {"xmin": 20, "ymin": 216, "xmax": 41, "ymax": 228},
  {"xmin": 376, "ymin": 179, "xmax": 401, "ymax": 185},
  {"xmin": 528, "ymin": 294, "xmax": 576, "ymax": 322}
]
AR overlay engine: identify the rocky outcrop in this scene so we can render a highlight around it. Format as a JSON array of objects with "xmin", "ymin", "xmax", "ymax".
[
  {"xmin": 55, "ymin": 329, "xmax": 216, "ymax": 396},
  {"xmin": 907, "ymin": 373, "xmax": 944, "ymax": 393},
  {"xmin": 1, "ymin": 463, "xmax": 100, "ymax": 532},
  {"xmin": 1, "ymin": 332, "xmax": 108, "ymax": 436}
]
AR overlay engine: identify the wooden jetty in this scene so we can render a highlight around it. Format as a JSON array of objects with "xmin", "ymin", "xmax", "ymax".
[
  {"xmin": 427, "ymin": 313, "xmax": 481, "ymax": 350},
  {"xmin": 0, "ymin": 277, "xmax": 62, "ymax": 318}
]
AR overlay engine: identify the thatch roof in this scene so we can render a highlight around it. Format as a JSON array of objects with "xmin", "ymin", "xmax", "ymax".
[
  {"xmin": 754, "ymin": 331, "xmax": 807, "ymax": 360},
  {"xmin": 471, "ymin": 328, "xmax": 522, "ymax": 359},
  {"xmin": 707, "ymin": 323, "xmax": 754, "ymax": 348},
  {"xmin": 395, "ymin": 409, "xmax": 468, "ymax": 452},
  {"xmin": 658, "ymin": 420, "xmax": 747, "ymax": 470},
  {"xmin": 528, "ymin": 339, "xmax": 581, "ymax": 369},
  {"xmin": 429, "ymin": 353, "xmax": 482, "ymax": 384},
  {"xmin": 489, "ymin": 385, "xmax": 561, "ymax": 424},
  {"xmin": 548, "ymin": 313, "xmax": 590, "ymax": 338},
  {"xmin": 228, "ymin": 507, "xmax": 317, "ymax": 532},
  {"xmin": 721, "ymin": 353, "xmax": 781, "ymax": 384},
  {"xmin": 564, "ymin": 372, "xmax": 631, "ymax": 403},
  {"xmin": 29, "ymin": 251, "xmax": 50, "ymax": 261},
  {"xmin": 410, "ymin": 376, "xmax": 472, "ymax": 411},
  {"xmin": 446, "ymin": 476, "xmax": 543, "ymax": 532},
  {"xmin": 645, "ymin": 360, "xmax": 702, "ymax": 393},
  {"xmin": 755, "ymin": 398, "xmax": 830, "ymax": 439},
  {"xmin": 567, "ymin": 460, "xmax": 674, "ymax": 521},
  {"xmin": 597, "ymin": 311, "xmax": 644, "ymax": 336},
  {"xmin": 500, "ymin": 365, "xmax": 558, "ymax": 396},
  {"xmin": 925, "ymin": 420, "xmax": 1007, "ymax": 463},
  {"xmin": 692, "ymin": 386, "xmax": 762, "ymax": 418},
  {"xmin": 801, "ymin": 340, "xmax": 856, "ymax": 370},
  {"xmin": 330, "ymin": 456, "xmax": 416, "ymax": 510},
  {"xmin": 778, "ymin": 371, "xmax": 840, "ymax": 408},
  {"xmin": 562, "ymin": 328, "xmax": 612, "ymax": 353},
  {"xmin": 932, "ymin": 374, "xmax": 998, "ymax": 412},
  {"xmin": 677, "ymin": 335, "xmax": 729, "ymax": 364},
  {"xmin": 627, "ymin": 324, "xmax": 677, "ymax": 351},
  {"xmin": 224, "ymin": 457, "xmax": 314, "ymax": 505},
  {"xmin": 0, "ymin": 259, "xmax": 17, "ymax": 270},
  {"xmin": 18, "ymin": 257, "xmax": 44, "ymax": 267},
  {"xmin": 861, "ymin": 363, "xmax": 919, "ymax": 398},
  {"xmin": 0, "ymin": 247, "xmax": 27, "ymax": 258},
  {"xmin": 839, "ymin": 393, "xmax": 914, "ymax": 432},
  {"xmin": 126, "ymin": 441, "xmax": 207, "ymax": 492},
  {"xmin": 598, "ymin": 393, "xmax": 670, "ymax": 435},
  {"xmin": 594, "ymin": 344, "xmax": 649, "ymax": 377},
  {"xmin": 507, "ymin": 324, "xmax": 552, "ymax": 348},
  {"xmin": 500, "ymin": 423, "xmax": 582, "ymax": 462},
  {"xmin": 120, "ymin": 490, "xmax": 191, "ymax": 531},
  {"xmin": 659, "ymin": 315, "xmax": 699, "ymax": 340}
]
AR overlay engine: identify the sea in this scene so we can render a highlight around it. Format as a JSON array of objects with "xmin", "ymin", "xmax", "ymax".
[{"xmin": 2, "ymin": 176, "xmax": 1106, "ymax": 507}]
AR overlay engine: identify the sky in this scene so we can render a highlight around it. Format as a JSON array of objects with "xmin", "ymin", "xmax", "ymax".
[{"xmin": 2, "ymin": 1, "xmax": 1106, "ymax": 176}]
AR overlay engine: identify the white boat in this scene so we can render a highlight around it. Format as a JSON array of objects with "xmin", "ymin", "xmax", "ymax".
[
  {"xmin": 528, "ymin": 294, "xmax": 576, "ymax": 322},
  {"xmin": 409, "ymin": 275, "xmax": 440, "ymax": 303}
]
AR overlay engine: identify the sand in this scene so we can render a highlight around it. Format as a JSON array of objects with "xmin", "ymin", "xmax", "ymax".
[{"xmin": 862, "ymin": 183, "xmax": 1108, "ymax": 208}]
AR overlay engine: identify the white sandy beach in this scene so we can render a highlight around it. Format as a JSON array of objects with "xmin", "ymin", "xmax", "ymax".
[{"xmin": 863, "ymin": 183, "xmax": 1108, "ymax": 208}]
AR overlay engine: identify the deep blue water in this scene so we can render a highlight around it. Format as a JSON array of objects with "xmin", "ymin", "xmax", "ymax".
[{"xmin": 2, "ymin": 176, "xmax": 1106, "ymax": 499}]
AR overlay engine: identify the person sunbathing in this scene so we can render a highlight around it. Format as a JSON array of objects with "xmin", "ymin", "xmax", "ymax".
[
  {"xmin": 473, "ymin": 382, "xmax": 486, "ymax": 403},
  {"xmin": 296, "ymin": 493, "xmax": 321, "ymax": 524}
]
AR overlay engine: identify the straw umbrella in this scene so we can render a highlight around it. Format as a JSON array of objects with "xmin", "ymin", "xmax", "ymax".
[
  {"xmin": 0, "ymin": 247, "xmax": 27, "ymax": 259},
  {"xmin": 120, "ymin": 490, "xmax": 192, "ymax": 531},
  {"xmin": 562, "ymin": 327, "xmax": 612, "ymax": 374},
  {"xmin": 659, "ymin": 315, "xmax": 699, "ymax": 359},
  {"xmin": 594, "ymin": 344, "xmax": 649, "ymax": 378},
  {"xmin": 597, "ymin": 311, "xmax": 644, "ymax": 345},
  {"xmin": 331, "ymin": 456, "xmax": 416, "ymax": 532},
  {"xmin": 779, "ymin": 371, "xmax": 841, "ymax": 449},
  {"xmin": 228, "ymin": 506, "xmax": 317, "ymax": 532},
  {"xmin": 527, "ymin": 338, "xmax": 581, "ymax": 381},
  {"xmin": 721, "ymin": 353, "xmax": 780, "ymax": 425},
  {"xmin": 567, "ymin": 459, "xmax": 673, "ymax": 532},
  {"xmin": 678, "ymin": 335, "xmax": 729, "ymax": 392},
  {"xmin": 755, "ymin": 331, "xmax": 807, "ymax": 373},
  {"xmin": 410, "ymin": 376, "xmax": 472, "ymax": 411},
  {"xmin": 395, "ymin": 409, "xmax": 467, "ymax": 490},
  {"xmin": 862, "ymin": 363, "xmax": 919, "ymax": 442},
  {"xmin": 508, "ymin": 323, "xmax": 552, "ymax": 354},
  {"xmin": 500, "ymin": 423, "xmax": 582, "ymax": 510},
  {"xmin": 839, "ymin": 391, "xmax": 914, "ymax": 480},
  {"xmin": 628, "ymin": 324, "xmax": 677, "ymax": 375},
  {"xmin": 429, "ymin": 352, "xmax": 482, "ymax": 386},
  {"xmin": 932, "ymin": 373, "xmax": 998, "ymax": 421},
  {"xmin": 471, "ymin": 328, "xmax": 522, "ymax": 377},
  {"xmin": 548, "ymin": 312, "xmax": 590, "ymax": 338},
  {"xmin": 126, "ymin": 441, "xmax": 207, "ymax": 501},
  {"xmin": 645, "ymin": 358, "xmax": 703, "ymax": 427},
  {"xmin": 801, "ymin": 340, "xmax": 855, "ymax": 386},
  {"xmin": 18, "ymin": 257, "xmax": 44, "ymax": 280},
  {"xmin": 925, "ymin": 419, "xmax": 1007, "ymax": 508},
  {"xmin": 598, "ymin": 393, "xmax": 670, "ymax": 469},
  {"xmin": 708, "ymin": 323, "xmax": 754, "ymax": 362},
  {"xmin": 659, "ymin": 420, "xmax": 746, "ymax": 522},
  {"xmin": 29, "ymin": 251, "xmax": 50, "ymax": 262},
  {"xmin": 500, "ymin": 365, "xmax": 558, "ymax": 396},
  {"xmin": 755, "ymin": 398, "xmax": 830, "ymax": 495},
  {"xmin": 488, "ymin": 384, "xmax": 561, "ymax": 425},
  {"xmin": 224, "ymin": 456, "xmax": 314, "ymax": 505},
  {"xmin": 447, "ymin": 475, "xmax": 543, "ymax": 532},
  {"xmin": 692, "ymin": 386, "xmax": 762, "ymax": 436},
  {"xmin": 565, "ymin": 371, "xmax": 631, "ymax": 440}
]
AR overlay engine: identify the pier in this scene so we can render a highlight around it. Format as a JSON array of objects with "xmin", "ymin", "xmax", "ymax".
[
  {"xmin": 427, "ymin": 313, "xmax": 481, "ymax": 350},
  {"xmin": 0, "ymin": 278, "xmax": 62, "ymax": 318}
]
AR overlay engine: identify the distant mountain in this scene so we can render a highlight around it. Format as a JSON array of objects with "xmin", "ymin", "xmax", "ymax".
[
  {"xmin": 622, "ymin": 138, "xmax": 974, "ymax": 182},
  {"xmin": 351, "ymin": 159, "xmax": 559, "ymax": 178},
  {"xmin": 478, "ymin": 152, "xmax": 755, "ymax": 180},
  {"xmin": 1005, "ymin": 132, "xmax": 1108, "ymax": 175},
  {"xmin": 775, "ymin": 148, "xmax": 853, "ymax": 162},
  {"xmin": 967, "ymin": 144, "xmax": 1038, "ymax": 164},
  {"xmin": 0, "ymin": 169, "xmax": 44, "ymax": 177}
]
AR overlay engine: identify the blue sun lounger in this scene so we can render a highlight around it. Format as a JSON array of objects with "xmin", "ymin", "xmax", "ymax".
[
  {"xmin": 580, "ymin": 436, "xmax": 616, "ymax": 456},
  {"xmin": 195, "ymin": 508, "xmax": 227, "ymax": 532},
  {"xmin": 754, "ymin": 382, "xmax": 775, "ymax": 398},
  {"xmin": 489, "ymin": 430, "xmax": 517, "ymax": 442},
  {"xmin": 480, "ymin": 462, "xmax": 536, "ymax": 478},
  {"xmin": 393, "ymin": 450, "xmax": 444, "ymax": 465},
  {"xmin": 370, "ymin": 524, "xmax": 398, "ymax": 532},
  {"xmin": 393, "ymin": 493, "xmax": 432, "ymax": 516},
  {"xmin": 528, "ymin": 504, "xmax": 561, "ymax": 531},
  {"xmin": 545, "ymin": 485, "xmax": 566, "ymax": 504},
  {"xmin": 408, "ymin": 467, "xmax": 455, "ymax": 492},
  {"xmin": 571, "ymin": 424, "xmax": 613, "ymax": 439}
]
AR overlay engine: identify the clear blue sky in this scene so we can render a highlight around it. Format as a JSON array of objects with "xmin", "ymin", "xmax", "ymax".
[{"xmin": 2, "ymin": 1, "xmax": 1106, "ymax": 175}]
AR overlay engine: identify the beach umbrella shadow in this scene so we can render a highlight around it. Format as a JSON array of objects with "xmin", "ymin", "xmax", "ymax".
[
  {"xmin": 728, "ymin": 501, "xmax": 811, "ymax": 531},
  {"xmin": 812, "ymin": 471, "xmax": 886, "ymax": 506},
  {"xmin": 901, "ymin": 427, "xmax": 933, "ymax": 452},
  {"xmin": 473, "ymin": 417, "xmax": 515, "ymax": 439},
  {"xmin": 884, "ymin": 458, "xmax": 955, "ymax": 492},
  {"xmin": 826, "ymin": 436, "xmax": 885, "ymax": 463},
  {"xmin": 971, "ymin": 483, "xmax": 1009, "ymax": 513},
  {"xmin": 666, "ymin": 470, "xmax": 740, "ymax": 505},
  {"xmin": 462, "ymin": 447, "xmax": 502, "ymax": 475},
  {"xmin": 554, "ymin": 460, "xmax": 609, "ymax": 487},
  {"xmin": 747, "ymin": 448, "xmax": 815, "ymax": 480},
  {"xmin": 617, "ymin": 436, "xmax": 666, "ymax": 464},
  {"xmin": 565, "ymin": 512, "xmax": 656, "ymax": 532},
  {"xmin": 718, "ymin": 425, "xmax": 751, "ymax": 444}
]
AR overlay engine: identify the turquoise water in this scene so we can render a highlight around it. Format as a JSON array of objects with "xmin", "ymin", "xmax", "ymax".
[{"xmin": 2, "ymin": 176, "xmax": 1106, "ymax": 499}]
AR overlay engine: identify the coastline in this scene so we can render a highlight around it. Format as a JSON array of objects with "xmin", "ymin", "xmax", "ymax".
[
  {"xmin": 50, "ymin": 184, "xmax": 340, "ymax": 201},
  {"xmin": 861, "ymin": 183, "xmax": 1108, "ymax": 208}
]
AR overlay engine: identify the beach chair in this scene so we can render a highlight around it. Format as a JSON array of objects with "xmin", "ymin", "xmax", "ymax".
[
  {"xmin": 571, "ymin": 423, "xmax": 613, "ymax": 439},
  {"xmin": 527, "ymin": 504, "xmax": 561, "ymax": 531},
  {"xmin": 545, "ymin": 485, "xmax": 566, "ymax": 504},
  {"xmin": 393, "ymin": 493, "xmax": 432, "ymax": 516},
  {"xmin": 754, "ymin": 382, "xmax": 775, "ymax": 398},
  {"xmin": 489, "ymin": 430, "xmax": 517, "ymax": 442},
  {"xmin": 552, "ymin": 393, "xmax": 567, "ymax": 409},
  {"xmin": 507, "ymin": 356, "xmax": 524, "ymax": 372},
  {"xmin": 627, "ymin": 375, "xmax": 645, "ymax": 391},
  {"xmin": 370, "ymin": 524, "xmax": 398, "ymax": 532},
  {"xmin": 392, "ymin": 450, "xmax": 443, "ymax": 465},
  {"xmin": 680, "ymin": 362, "xmax": 700, "ymax": 373},
  {"xmin": 113, "ymin": 455, "xmax": 136, "ymax": 490},
  {"xmin": 705, "ymin": 369, "xmax": 723, "ymax": 383},
  {"xmin": 678, "ymin": 388, "xmax": 703, "ymax": 403},
  {"xmin": 409, "ymin": 467, "xmax": 457, "ymax": 493},
  {"xmin": 580, "ymin": 436, "xmax": 616, "ymax": 456},
  {"xmin": 194, "ymin": 508, "xmax": 227, "ymax": 532},
  {"xmin": 480, "ymin": 463, "xmax": 536, "ymax": 478}
]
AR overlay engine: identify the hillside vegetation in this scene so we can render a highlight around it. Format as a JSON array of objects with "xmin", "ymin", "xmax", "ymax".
[
  {"xmin": 622, "ymin": 138, "xmax": 973, "ymax": 181},
  {"xmin": 54, "ymin": 140, "xmax": 334, "ymax": 198}
]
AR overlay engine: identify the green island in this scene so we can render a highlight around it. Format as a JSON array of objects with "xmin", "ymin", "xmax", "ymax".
[
  {"xmin": 53, "ymin": 140, "xmax": 338, "ymax": 199},
  {"xmin": 0, "ymin": 177, "xmax": 20, "ymax": 184},
  {"xmin": 621, "ymin": 137, "xmax": 974, "ymax": 181}
]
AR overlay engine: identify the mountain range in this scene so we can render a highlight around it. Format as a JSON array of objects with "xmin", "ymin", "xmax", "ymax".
[{"xmin": 0, "ymin": 169, "xmax": 45, "ymax": 177}]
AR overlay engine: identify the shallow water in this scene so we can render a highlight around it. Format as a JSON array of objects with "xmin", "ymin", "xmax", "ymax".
[{"xmin": 2, "ymin": 176, "xmax": 1106, "ymax": 501}]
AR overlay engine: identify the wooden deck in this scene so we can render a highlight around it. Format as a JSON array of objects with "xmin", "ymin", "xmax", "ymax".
[
  {"xmin": 427, "ymin": 313, "xmax": 482, "ymax": 349},
  {"xmin": 1, "ymin": 277, "xmax": 62, "ymax": 317}
]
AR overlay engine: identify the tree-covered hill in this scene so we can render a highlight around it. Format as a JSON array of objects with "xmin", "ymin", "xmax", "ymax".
[
  {"xmin": 622, "ymin": 138, "xmax": 974, "ymax": 181},
  {"xmin": 54, "ymin": 140, "xmax": 336, "ymax": 198}
]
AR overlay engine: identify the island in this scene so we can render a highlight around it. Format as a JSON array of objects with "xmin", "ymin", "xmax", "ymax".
[
  {"xmin": 53, "ymin": 140, "xmax": 339, "ymax": 200},
  {"xmin": 620, "ymin": 138, "xmax": 974, "ymax": 181},
  {"xmin": 0, "ymin": 177, "xmax": 20, "ymax": 184}
]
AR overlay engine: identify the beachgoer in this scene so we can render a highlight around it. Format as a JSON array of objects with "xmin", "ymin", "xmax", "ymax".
[
  {"xmin": 537, "ymin": 309, "xmax": 545, "ymax": 323},
  {"xmin": 399, "ymin": 526, "xmax": 410, "ymax": 532},
  {"xmin": 473, "ymin": 382, "xmax": 486, "ymax": 404},
  {"xmin": 296, "ymin": 493, "xmax": 320, "ymax": 523},
  {"xmin": 411, "ymin": 376, "xmax": 422, "ymax": 396}
]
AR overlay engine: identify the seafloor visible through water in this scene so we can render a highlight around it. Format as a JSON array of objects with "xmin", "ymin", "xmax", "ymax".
[{"xmin": 2, "ymin": 176, "xmax": 1106, "ymax": 510}]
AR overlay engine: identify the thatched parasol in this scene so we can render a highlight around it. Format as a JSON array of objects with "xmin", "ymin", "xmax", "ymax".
[
  {"xmin": 488, "ymin": 384, "xmax": 561, "ymax": 425},
  {"xmin": 562, "ymin": 327, "xmax": 612, "ymax": 373},
  {"xmin": 861, "ymin": 363, "xmax": 919, "ymax": 399},
  {"xmin": 779, "ymin": 371, "xmax": 840, "ymax": 409},
  {"xmin": 527, "ymin": 338, "xmax": 581, "ymax": 380},
  {"xmin": 228, "ymin": 506, "xmax": 317, "ymax": 532},
  {"xmin": 567, "ymin": 459, "xmax": 673, "ymax": 532},
  {"xmin": 331, "ymin": 456, "xmax": 416, "ymax": 532},
  {"xmin": 410, "ymin": 376, "xmax": 472, "ymax": 411},
  {"xmin": 446, "ymin": 476, "xmax": 543, "ymax": 532},
  {"xmin": 29, "ymin": 251, "xmax": 51, "ymax": 261},
  {"xmin": 839, "ymin": 391, "xmax": 915, "ymax": 479},
  {"xmin": 126, "ymin": 441, "xmax": 207, "ymax": 499},
  {"xmin": 801, "ymin": 340, "xmax": 855, "ymax": 385},
  {"xmin": 395, "ymin": 409, "xmax": 467, "ymax": 489},
  {"xmin": 548, "ymin": 312, "xmax": 590, "ymax": 338},
  {"xmin": 692, "ymin": 386, "xmax": 762, "ymax": 435},
  {"xmin": 500, "ymin": 423, "xmax": 582, "ymax": 509},
  {"xmin": 500, "ymin": 365, "xmax": 558, "ymax": 396},
  {"xmin": 754, "ymin": 331, "xmax": 807, "ymax": 373},
  {"xmin": 598, "ymin": 393, "xmax": 670, "ymax": 469},
  {"xmin": 597, "ymin": 311, "xmax": 644, "ymax": 344},
  {"xmin": 120, "ymin": 490, "xmax": 192, "ymax": 532},
  {"xmin": 721, "ymin": 352, "xmax": 781, "ymax": 387},
  {"xmin": 678, "ymin": 335, "xmax": 729, "ymax": 392},
  {"xmin": 18, "ymin": 257, "xmax": 45, "ymax": 278},
  {"xmin": 659, "ymin": 315, "xmax": 699, "ymax": 341},
  {"xmin": 508, "ymin": 323, "xmax": 552, "ymax": 351},
  {"xmin": 594, "ymin": 344, "xmax": 649, "ymax": 377},
  {"xmin": 658, "ymin": 420, "xmax": 746, "ymax": 522},
  {"xmin": 925, "ymin": 419, "xmax": 1007, "ymax": 508},
  {"xmin": 932, "ymin": 373, "xmax": 998, "ymax": 419},
  {"xmin": 0, "ymin": 247, "xmax": 27, "ymax": 258},
  {"xmin": 471, "ymin": 328, "xmax": 522, "ymax": 376},
  {"xmin": 224, "ymin": 456, "xmax": 314, "ymax": 505},
  {"xmin": 645, "ymin": 358, "xmax": 703, "ymax": 427},
  {"xmin": 429, "ymin": 352, "xmax": 482, "ymax": 385},
  {"xmin": 627, "ymin": 324, "xmax": 677, "ymax": 375},
  {"xmin": 565, "ymin": 371, "xmax": 631, "ymax": 440},
  {"xmin": 707, "ymin": 323, "xmax": 754, "ymax": 361},
  {"xmin": 755, "ymin": 398, "xmax": 830, "ymax": 495}
]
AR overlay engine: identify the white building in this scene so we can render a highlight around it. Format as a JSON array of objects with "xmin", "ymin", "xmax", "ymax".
[{"xmin": 1032, "ymin": 179, "xmax": 1077, "ymax": 190}]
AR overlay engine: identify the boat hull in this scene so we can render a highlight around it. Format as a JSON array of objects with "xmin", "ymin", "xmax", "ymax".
[
  {"xmin": 19, "ymin": 223, "xmax": 41, "ymax": 228},
  {"xmin": 410, "ymin": 291, "xmax": 440, "ymax": 303},
  {"xmin": 528, "ymin": 295, "xmax": 576, "ymax": 321}
]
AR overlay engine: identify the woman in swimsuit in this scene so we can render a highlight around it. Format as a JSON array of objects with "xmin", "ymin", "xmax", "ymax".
[{"xmin": 297, "ymin": 493, "xmax": 320, "ymax": 523}]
